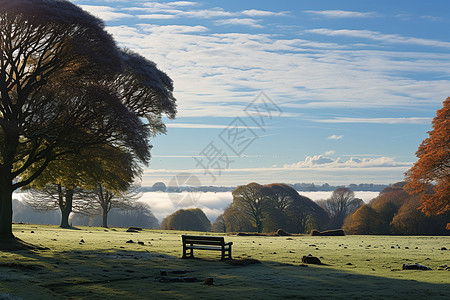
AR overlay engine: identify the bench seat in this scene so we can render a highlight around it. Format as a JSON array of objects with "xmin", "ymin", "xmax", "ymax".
[{"xmin": 182, "ymin": 235, "xmax": 232, "ymax": 260}]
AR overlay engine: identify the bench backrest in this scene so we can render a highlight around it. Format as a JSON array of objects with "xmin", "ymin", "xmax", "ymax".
[{"xmin": 182, "ymin": 235, "xmax": 225, "ymax": 246}]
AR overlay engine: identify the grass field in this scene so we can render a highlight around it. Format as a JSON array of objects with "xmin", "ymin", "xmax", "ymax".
[{"xmin": 0, "ymin": 224, "xmax": 448, "ymax": 299}]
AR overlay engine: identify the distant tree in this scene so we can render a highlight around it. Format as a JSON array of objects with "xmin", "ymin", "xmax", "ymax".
[
  {"xmin": 212, "ymin": 214, "xmax": 226, "ymax": 233},
  {"xmin": 161, "ymin": 208, "xmax": 211, "ymax": 231},
  {"xmin": 232, "ymin": 183, "xmax": 272, "ymax": 233},
  {"xmin": 23, "ymin": 184, "xmax": 95, "ymax": 228},
  {"xmin": 92, "ymin": 183, "xmax": 142, "ymax": 228},
  {"xmin": 370, "ymin": 186, "xmax": 409, "ymax": 234},
  {"xmin": 152, "ymin": 182, "xmax": 167, "ymax": 192},
  {"xmin": 222, "ymin": 203, "xmax": 254, "ymax": 232},
  {"xmin": 390, "ymin": 197, "xmax": 449, "ymax": 235},
  {"xmin": 12, "ymin": 198, "xmax": 60, "ymax": 225},
  {"xmin": 405, "ymin": 97, "xmax": 450, "ymax": 227},
  {"xmin": 224, "ymin": 183, "xmax": 328, "ymax": 233},
  {"xmin": 264, "ymin": 183, "xmax": 328, "ymax": 233},
  {"xmin": 321, "ymin": 188, "xmax": 363, "ymax": 229},
  {"xmin": 343, "ymin": 205, "xmax": 382, "ymax": 235},
  {"xmin": 109, "ymin": 202, "xmax": 159, "ymax": 228}
]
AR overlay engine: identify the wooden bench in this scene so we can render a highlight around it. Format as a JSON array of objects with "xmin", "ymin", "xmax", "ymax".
[{"xmin": 182, "ymin": 235, "xmax": 233, "ymax": 260}]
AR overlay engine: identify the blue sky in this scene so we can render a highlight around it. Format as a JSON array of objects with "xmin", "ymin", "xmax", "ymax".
[{"xmin": 72, "ymin": 0, "xmax": 450, "ymax": 187}]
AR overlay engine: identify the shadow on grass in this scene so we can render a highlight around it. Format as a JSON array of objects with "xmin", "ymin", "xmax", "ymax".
[{"xmin": 1, "ymin": 247, "xmax": 449, "ymax": 300}]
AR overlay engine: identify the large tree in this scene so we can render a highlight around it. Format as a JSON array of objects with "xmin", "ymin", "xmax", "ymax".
[
  {"xmin": 0, "ymin": 0, "xmax": 175, "ymax": 242},
  {"xmin": 264, "ymin": 183, "xmax": 328, "ymax": 233},
  {"xmin": 405, "ymin": 97, "xmax": 450, "ymax": 220},
  {"xmin": 232, "ymin": 182, "xmax": 271, "ymax": 233}
]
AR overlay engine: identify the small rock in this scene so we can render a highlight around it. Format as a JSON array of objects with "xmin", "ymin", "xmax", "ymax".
[
  {"xmin": 440, "ymin": 247, "xmax": 447, "ymax": 251},
  {"xmin": 346, "ymin": 262, "xmax": 353, "ymax": 266},
  {"xmin": 30, "ymin": 231, "xmax": 34, "ymax": 234},
  {"xmin": 302, "ymin": 254, "xmax": 321, "ymax": 265},
  {"xmin": 80, "ymin": 239, "xmax": 85, "ymax": 243},
  {"xmin": 138, "ymin": 241, "xmax": 144, "ymax": 246},
  {"xmin": 126, "ymin": 240, "xmax": 134, "ymax": 244},
  {"xmin": 402, "ymin": 263, "xmax": 432, "ymax": 270},
  {"xmin": 203, "ymin": 278, "xmax": 214, "ymax": 285}
]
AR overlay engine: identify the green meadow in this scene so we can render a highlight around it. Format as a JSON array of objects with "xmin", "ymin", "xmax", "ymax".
[{"xmin": 0, "ymin": 224, "xmax": 448, "ymax": 299}]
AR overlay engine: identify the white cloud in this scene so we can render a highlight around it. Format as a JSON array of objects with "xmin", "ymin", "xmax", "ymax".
[
  {"xmin": 166, "ymin": 123, "xmax": 259, "ymax": 129},
  {"xmin": 138, "ymin": 24, "xmax": 209, "ymax": 34},
  {"xmin": 317, "ymin": 117, "xmax": 432, "ymax": 124},
  {"xmin": 305, "ymin": 10, "xmax": 377, "ymax": 18},
  {"xmin": 167, "ymin": 1, "xmax": 198, "ymax": 7},
  {"xmin": 324, "ymin": 150, "xmax": 335, "ymax": 156},
  {"xmin": 136, "ymin": 14, "xmax": 179, "ymax": 19},
  {"xmin": 139, "ymin": 191, "xmax": 232, "ymax": 221},
  {"xmin": 91, "ymin": 1, "xmax": 449, "ymax": 118},
  {"xmin": 306, "ymin": 28, "xmax": 450, "ymax": 49},
  {"xmin": 241, "ymin": 9, "xmax": 287, "ymax": 17},
  {"xmin": 214, "ymin": 18, "xmax": 263, "ymax": 28},
  {"xmin": 327, "ymin": 134, "xmax": 343, "ymax": 140},
  {"xmin": 79, "ymin": 5, "xmax": 133, "ymax": 21},
  {"xmin": 107, "ymin": 23, "xmax": 450, "ymax": 117},
  {"xmin": 181, "ymin": 8, "xmax": 237, "ymax": 18},
  {"xmin": 283, "ymin": 155, "xmax": 411, "ymax": 169}
]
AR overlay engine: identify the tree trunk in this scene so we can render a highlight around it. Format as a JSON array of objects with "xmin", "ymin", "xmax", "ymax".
[
  {"xmin": 60, "ymin": 189, "xmax": 74, "ymax": 228},
  {"xmin": 102, "ymin": 209, "xmax": 108, "ymax": 228},
  {"xmin": 0, "ymin": 179, "xmax": 14, "ymax": 240}
]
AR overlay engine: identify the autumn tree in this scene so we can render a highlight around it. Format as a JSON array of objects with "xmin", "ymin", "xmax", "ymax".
[
  {"xmin": 343, "ymin": 205, "xmax": 382, "ymax": 235},
  {"xmin": 405, "ymin": 97, "xmax": 450, "ymax": 228},
  {"xmin": 0, "ymin": 1, "xmax": 175, "ymax": 242},
  {"xmin": 320, "ymin": 188, "xmax": 363, "ymax": 229},
  {"xmin": 370, "ymin": 186, "xmax": 410, "ymax": 234},
  {"xmin": 391, "ymin": 196, "xmax": 449, "ymax": 235}
]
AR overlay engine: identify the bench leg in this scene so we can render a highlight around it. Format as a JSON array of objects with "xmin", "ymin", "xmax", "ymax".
[
  {"xmin": 182, "ymin": 246, "xmax": 194, "ymax": 259},
  {"xmin": 221, "ymin": 247, "xmax": 232, "ymax": 260}
]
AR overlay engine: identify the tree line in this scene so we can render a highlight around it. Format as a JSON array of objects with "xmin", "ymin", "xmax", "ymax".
[{"xmin": 162, "ymin": 180, "xmax": 448, "ymax": 235}]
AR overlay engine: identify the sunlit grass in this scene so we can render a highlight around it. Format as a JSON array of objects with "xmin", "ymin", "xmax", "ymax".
[{"xmin": 0, "ymin": 224, "xmax": 448, "ymax": 299}]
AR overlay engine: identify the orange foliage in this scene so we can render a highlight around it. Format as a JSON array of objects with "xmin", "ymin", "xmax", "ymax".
[{"xmin": 405, "ymin": 97, "xmax": 450, "ymax": 215}]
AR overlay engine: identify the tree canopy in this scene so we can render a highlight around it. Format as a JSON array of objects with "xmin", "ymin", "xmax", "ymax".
[
  {"xmin": 405, "ymin": 97, "xmax": 450, "ymax": 217},
  {"xmin": 221, "ymin": 182, "xmax": 328, "ymax": 233}
]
